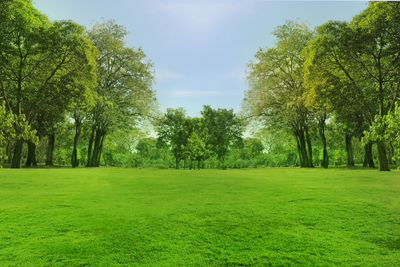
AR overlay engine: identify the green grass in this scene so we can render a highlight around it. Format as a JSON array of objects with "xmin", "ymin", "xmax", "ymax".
[{"xmin": 0, "ymin": 167, "xmax": 399, "ymax": 266}]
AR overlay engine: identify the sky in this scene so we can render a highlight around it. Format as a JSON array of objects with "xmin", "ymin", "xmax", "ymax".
[{"xmin": 33, "ymin": 0, "xmax": 368, "ymax": 117}]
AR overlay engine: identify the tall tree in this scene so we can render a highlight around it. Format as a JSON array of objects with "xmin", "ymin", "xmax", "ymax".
[
  {"xmin": 304, "ymin": 32, "xmax": 374, "ymax": 168},
  {"xmin": 70, "ymin": 91, "xmax": 95, "ymax": 168},
  {"xmin": 304, "ymin": 2, "xmax": 400, "ymax": 171},
  {"xmin": 303, "ymin": 80, "xmax": 330, "ymax": 168},
  {"xmin": 70, "ymin": 107, "xmax": 85, "ymax": 168},
  {"xmin": 86, "ymin": 20, "xmax": 155, "ymax": 167},
  {"xmin": 243, "ymin": 21, "xmax": 314, "ymax": 167},
  {"xmin": 0, "ymin": 0, "xmax": 97, "ymax": 168}
]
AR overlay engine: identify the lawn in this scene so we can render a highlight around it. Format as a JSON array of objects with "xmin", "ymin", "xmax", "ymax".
[{"xmin": 0, "ymin": 167, "xmax": 399, "ymax": 266}]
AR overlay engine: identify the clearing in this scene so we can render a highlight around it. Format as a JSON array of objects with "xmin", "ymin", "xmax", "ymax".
[{"xmin": 0, "ymin": 168, "xmax": 399, "ymax": 265}]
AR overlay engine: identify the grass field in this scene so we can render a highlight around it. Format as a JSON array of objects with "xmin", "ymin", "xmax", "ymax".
[{"xmin": 0, "ymin": 167, "xmax": 399, "ymax": 266}]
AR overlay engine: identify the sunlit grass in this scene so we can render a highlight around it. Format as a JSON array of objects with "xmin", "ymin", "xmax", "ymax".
[{"xmin": 0, "ymin": 168, "xmax": 399, "ymax": 265}]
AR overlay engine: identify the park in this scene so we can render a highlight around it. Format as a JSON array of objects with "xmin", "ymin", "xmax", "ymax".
[{"xmin": 1, "ymin": 0, "xmax": 400, "ymax": 265}]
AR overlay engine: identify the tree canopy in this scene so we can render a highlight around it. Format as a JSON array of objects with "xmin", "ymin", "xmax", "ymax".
[
  {"xmin": 0, "ymin": 1, "xmax": 399, "ymax": 171},
  {"xmin": 244, "ymin": 21, "xmax": 314, "ymax": 168}
]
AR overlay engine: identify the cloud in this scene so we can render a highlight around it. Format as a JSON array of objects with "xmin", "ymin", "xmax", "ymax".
[
  {"xmin": 156, "ymin": 68, "xmax": 184, "ymax": 80},
  {"xmin": 152, "ymin": 0, "xmax": 249, "ymax": 31},
  {"xmin": 169, "ymin": 89, "xmax": 223, "ymax": 97}
]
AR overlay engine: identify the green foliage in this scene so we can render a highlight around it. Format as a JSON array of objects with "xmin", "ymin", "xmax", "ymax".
[
  {"xmin": 0, "ymin": 104, "xmax": 37, "ymax": 166},
  {"xmin": 201, "ymin": 105, "xmax": 243, "ymax": 163},
  {"xmin": 0, "ymin": 104, "xmax": 17, "ymax": 147},
  {"xmin": 87, "ymin": 20, "xmax": 155, "ymax": 128},
  {"xmin": 363, "ymin": 104, "xmax": 400, "ymax": 164},
  {"xmin": 156, "ymin": 108, "xmax": 190, "ymax": 168},
  {"xmin": 186, "ymin": 132, "xmax": 208, "ymax": 168},
  {"xmin": 0, "ymin": 0, "xmax": 97, "ymax": 167},
  {"xmin": 244, "ymin": 21, "xmax": 313, "ymax": 129},
  {"xmin": 156, "ymin": 106, "xmax": 243, "ymax": 169},
  {"xmin": 1, "ymin": 2, "xmax": 398, "ymax": 171},
  {"xmin": 304, "ymin": 2, "xmax": 400, "ymax": 171},
  {"xmin": 85, "ymin": 20, "xmax": 156, "ymax": 167},
  {"xmin": 244, "ymin": 21, "xmax": 315, "ymax": 168}
]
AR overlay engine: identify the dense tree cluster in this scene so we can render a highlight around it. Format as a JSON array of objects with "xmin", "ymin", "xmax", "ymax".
[
  {"xmin": 156, "ymin": 106, "xmax": 243, "ymax": 169},
  {"xmin": 0, "ymin": 0, "xmax": 155, "ymax": 168},
  {"xmin": 243, "ymin": 2, "xmax": 400, "ymax": 171},
  {"xmin": 1, "ymin": 1, "xmax": 398, "ymax": 171}
]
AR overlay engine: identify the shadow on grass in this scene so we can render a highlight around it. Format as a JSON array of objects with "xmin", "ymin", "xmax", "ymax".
[{"xmin": 375, "ymin": 238, "xmax": 400, "ymax": 250}]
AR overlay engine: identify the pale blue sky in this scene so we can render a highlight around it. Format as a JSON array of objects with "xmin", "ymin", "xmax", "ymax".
[{"xmin": 33, "ymin": 0, "xmax": 367, "ymax": 117}]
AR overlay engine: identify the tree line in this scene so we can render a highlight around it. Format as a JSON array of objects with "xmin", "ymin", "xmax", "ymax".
[
  {"xmin": 156, "ymin": 106, "xmax": 242, "ymax": 169},
  {"xmin": 0, "ymin": 0, "xmax": 156, "ymax": 168},
  {"xmin": 243, "ymin": 2, "xmax": 400, "ymax": 171},
  {"xmin": 0, "ymin": 1, "xmax": 399, "ymax": 170}
]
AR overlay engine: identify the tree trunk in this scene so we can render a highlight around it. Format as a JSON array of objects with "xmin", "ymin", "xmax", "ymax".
[
  {"xmin": 345, "ymin": 134, "xmax": 354, "ymax": 167},
  {"xmin": 294, "ymin": 129, "xmax": 310, "ymax": 167},
  {"xmin": 363, "ymin": 142, "xmax": 374, "ymax": 168},
  {"xmin": 197, "ymin": 160, "xmax": 201, "ymax": 170},
  {"xmin": 6, "ymin": 141, "xmax": 12, "ymax": 164},
  {"xmin": 377, "ymin": 140, "xmax": 390, "ymax": 171},
  {"xmin": 96, "ymin": 133, "xmax": 105, "ymax": 166},
  {"xmin": 25, "ymin": 141, "xmax": 37, "ymax": 167},
  {"xmin": 90, "ymin": 129, "xmax": 101, "ymax": 167},
  {"xmin": 318, "ymin": 118, "xmax": 329, "ymax": 168},
  {"xmin": 305, "ymin": 126, "xmax": 313, "ymax": 168},
  {"xmin": 86, "ymin": 125, "xmax": 95, "ymax": 167},
  {"xmin": 46, "ymin": 134, "xmax": 55, "ymax": 166},
  {"xmin": 294, "ymin": 133, "xmax": 303, "ymax": 167},
  {"xmin": 71, "ymin": 118, "xmax": 82, "ymax": 168},
  {"xmin": 175, "ymin": 158, "xmax": 179, "ymax": 169},
  {"xmin": 71, "ymin": 145, "xmax": 78, "ymax": 167},
  {"xmin": 87, "ymin": 126, "xmax": 106, "ymax": 167},
  {"xmin": 11, "ymin": 139, "xmax": 23, "ymax": 168}
]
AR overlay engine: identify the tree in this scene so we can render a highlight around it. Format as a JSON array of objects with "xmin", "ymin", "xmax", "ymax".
[
  {"xmin": 239, "ymin": 138, "xmax": 264, "ymax": 160},
  {"xmin": 156, "ymin": 108, "xmax": 190, "ymax": 169},
  {"xmin": 304, "ymin": 32, "xmax": 374, "ymax": 169},
  {"xmin": 244, "ymin": 21, "xmax": 314, "ymax": 167},
  {"xmin": 0, "ymin": 103, "xmax": 37, "ymax": 167},
  {"xmin": 71, "ymin": 107, "xmax": 84, "ymax": 168},
  {"xmin": 0, "ymin": 0, "xmax": 97, "ymax": 168},
  {"xmin": 304, "ymin": 40, "xmax": 368, "ymax": 169},
  {"xmin": 156, "ymin": 107, "xmax": 242, "ymax": 170},
  {"xmin": 70, "ymin": 95, "xmax": 95, "ymax": 168},
  {"xmin": 363, "ymin": 104, "xmax": 400, "ymax": 166},
  {"xmin": 304, "ymin": 2, "xmax": 400, "ymax": 171},
  {"xmin": 136, "ymin": 138, "xmax": 157, "ymax": 159},
  {"xmin": 303, "ymin": 86, "xmax": 330, "ymax": 168},
  {"xmin": 201, "ymin": 105, "xmax": 243, "ymax": 166},
  {"xmin": 0, "ymin": 104, "xmax": 18, "ymax": 166},
  {"xmin": 86, "ymin": 20, "xmax": 155, "ymax": 167},
  {"xmin": 186, "ymin": 132, "xmax": 208, "ymax": 170}
]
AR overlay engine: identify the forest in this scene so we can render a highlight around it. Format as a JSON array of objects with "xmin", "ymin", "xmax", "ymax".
[{"xmin": 0, "ymin": 0, "xmax": 399, "ymax": 171}]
